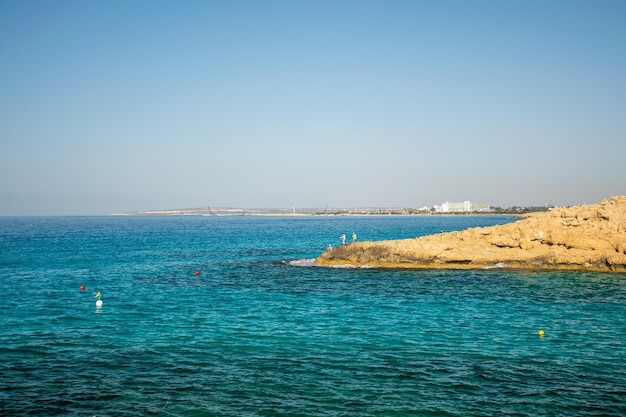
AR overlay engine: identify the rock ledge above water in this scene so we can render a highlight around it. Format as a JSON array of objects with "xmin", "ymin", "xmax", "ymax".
[{"xmin": 315, "ymin": 196, "xmax": 626, "ymax": 272}]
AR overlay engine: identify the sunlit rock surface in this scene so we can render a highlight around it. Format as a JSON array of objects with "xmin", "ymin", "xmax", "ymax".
[{"xmin": 315, "ymin": 196, "xmax": 626, "ymax": 272}]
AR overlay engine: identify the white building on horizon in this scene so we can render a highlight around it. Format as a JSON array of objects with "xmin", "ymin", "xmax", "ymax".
[{"xmin": 435, "ymin": 201, "xmax": 491, "ymax": 213}]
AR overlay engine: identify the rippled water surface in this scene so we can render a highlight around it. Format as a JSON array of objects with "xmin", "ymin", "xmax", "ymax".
[{"xmin": 1, "ymin": 215, "xmax": 625, "ymax": 416}]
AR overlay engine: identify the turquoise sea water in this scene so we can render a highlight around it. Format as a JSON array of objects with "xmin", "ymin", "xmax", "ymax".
[{"xmin": 1, "ymin": 215, "xmax": 625, "ymax": 416}]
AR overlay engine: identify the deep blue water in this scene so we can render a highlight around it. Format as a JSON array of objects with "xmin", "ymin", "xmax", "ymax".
[{"xmin": 1, "ymin": 215, "xmax": 625, "ymax": 416}]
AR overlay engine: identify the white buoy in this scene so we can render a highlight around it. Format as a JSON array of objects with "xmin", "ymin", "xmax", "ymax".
[{"xmin": 96, "ymin": 299, "xmax": 103, "ymax": 308}]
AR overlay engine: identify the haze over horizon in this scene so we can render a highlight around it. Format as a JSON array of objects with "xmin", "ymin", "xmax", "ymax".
[{"xmin": 1, "ymin": 0, "xmax": 625, "ymax": 215}]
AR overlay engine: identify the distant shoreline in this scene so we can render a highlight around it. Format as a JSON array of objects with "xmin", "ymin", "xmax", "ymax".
[
  {"xmin": 110, "ymin": 208, "xmax": 522, "ymax": 217},
  {"xmin": 111, "ymin": 205, "xmax": 553, "ymax": 217}
]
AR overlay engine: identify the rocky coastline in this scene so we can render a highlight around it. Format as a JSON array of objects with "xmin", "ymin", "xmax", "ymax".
[{"xmin": 315, "ymin": 196, "xmax": 626, "ymax": 272}]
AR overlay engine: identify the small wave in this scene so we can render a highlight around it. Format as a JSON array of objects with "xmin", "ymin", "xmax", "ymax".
[
  {"xmin": 284, "ymin": 258, "xmax": 318, "ymax": 267},
  {"xmin": 284, "ymin": 259, "xmax": 378, "ymax": 269},
  {"xmin": 484, "ymin": 262, "xmax": 507, "ymax": 269}
]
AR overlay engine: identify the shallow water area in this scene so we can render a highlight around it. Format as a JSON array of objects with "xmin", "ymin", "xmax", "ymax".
[{"xmin": 1, "ymin": 215, "xmax": 625, "ymax": 416}]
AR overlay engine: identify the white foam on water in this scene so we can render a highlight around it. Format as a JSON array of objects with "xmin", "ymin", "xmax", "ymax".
[
  {"xmin": 286, "ymin": 258, "xmax": 317, "ymax": 267},
  {"xmin": 484, "ymin": 262, "xmax": 507, "ymax": 269},
  {"xmin": 286, "ymin": 259, "xmax": 377, "ymax": 269}
]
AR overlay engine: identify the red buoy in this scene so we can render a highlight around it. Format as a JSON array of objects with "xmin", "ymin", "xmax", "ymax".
[
  {"xmin": 194, "ymin": 270, "xmax": 200, "ymax": 276},
  {"xmin": 80, "ymin": 285, "xmax": 85, "ymax": 291}
]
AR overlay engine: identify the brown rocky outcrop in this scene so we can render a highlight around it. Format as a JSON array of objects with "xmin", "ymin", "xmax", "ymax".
[{"xmin": 315, "ymin": 196, "xmax": 626, "ymax": 272}]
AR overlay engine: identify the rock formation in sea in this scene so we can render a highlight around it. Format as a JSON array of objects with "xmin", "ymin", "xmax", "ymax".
[{"xmin": 315, "ymin": 196, "xmax": 626, "ymax": 272}]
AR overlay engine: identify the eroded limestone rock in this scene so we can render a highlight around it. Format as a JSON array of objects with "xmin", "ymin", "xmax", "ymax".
[{"xmin": 315, "ymin": 196, "xmax": 626, "ymax": 272}]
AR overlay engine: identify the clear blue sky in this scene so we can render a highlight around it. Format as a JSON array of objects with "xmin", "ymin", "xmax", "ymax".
[{"xmin": 1, "ymin": 0, "xmax": 625, "ymax": 215}]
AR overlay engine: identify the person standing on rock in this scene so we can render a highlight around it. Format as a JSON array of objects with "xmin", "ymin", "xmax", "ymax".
[
  {"xmin": 352, "ymin": 232, "xmax": 357, "ymax": 242},
  {"xmin": 341, "ymin": 234, "xmax": 346, "ymax": 245}
]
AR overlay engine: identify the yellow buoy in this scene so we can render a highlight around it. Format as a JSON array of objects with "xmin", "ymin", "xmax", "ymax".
[{"xmin": 538, "ymin": 329, "xmax": 545, "ymax": 337}]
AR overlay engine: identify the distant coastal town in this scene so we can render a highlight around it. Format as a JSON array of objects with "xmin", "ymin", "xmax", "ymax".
[{"xmin": 113, "ymin": 200, "xmax": 554, "ymax": 216}]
